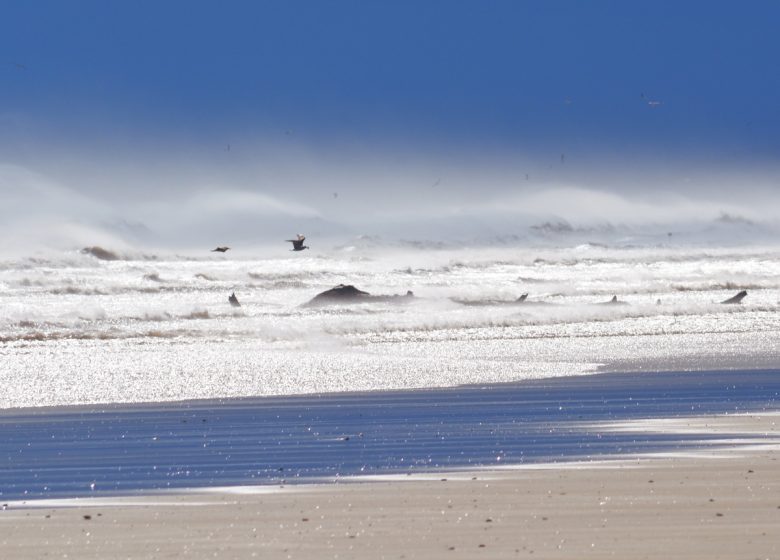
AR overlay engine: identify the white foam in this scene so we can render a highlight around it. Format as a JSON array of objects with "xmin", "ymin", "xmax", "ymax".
[{"xmin": 2, "ymin": 244, "xmax": 779, "ymax": 408}]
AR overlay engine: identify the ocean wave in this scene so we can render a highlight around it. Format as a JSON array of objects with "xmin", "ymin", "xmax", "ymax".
[
  {"xmin": 321, "ymin": 299, "xmax": 773, "ymax": 338},
  {"xmin": 247, "ymin": 270, "xmax": 342, "ymax": 281},
  {"xmin": 670, "ymin": 282, "xmax": 775, "ymax": 292},
  {"xmin": 345, "ymin": 308, "xmax": 775, "ymax": 343},
  {"xmin": 246, "ymin": 276, "xmax": 309, "ymax": 289},
  {"xmin": 3, "ymin": 279, "xmax": 232, "ymax": 295},
  {"xmin": 0, "ymin": 327, "xmax": 212, "ymax": 344}
]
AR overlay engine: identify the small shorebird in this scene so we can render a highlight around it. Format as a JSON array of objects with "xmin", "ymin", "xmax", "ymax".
[
  {"xmin": 286, "ymin": 234, "xmax": 309, "ymax": 251},
  {"xmin": 211, "ymin": 246, "xmax": 230, "ymax": 252}
]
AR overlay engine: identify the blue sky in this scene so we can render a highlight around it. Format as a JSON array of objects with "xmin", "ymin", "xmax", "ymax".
[
  {"xmin": 2, "ymin": 1, "xmax": 780, "ymax": 248},
  {"xmin": 3, "ymin": 0, "xmax": 779, "ymax": 161}
]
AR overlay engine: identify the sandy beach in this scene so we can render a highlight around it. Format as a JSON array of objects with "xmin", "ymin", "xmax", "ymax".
[
  {"xmin": 2, "ymin": 414, "xmax": 780, "ymax": 559},
  {"xmin": 3, "ymin": 370, "xmax": 780, "ymax": 559}
]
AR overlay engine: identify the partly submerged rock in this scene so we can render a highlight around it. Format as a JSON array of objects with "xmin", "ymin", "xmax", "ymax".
[
  {"xmin": 721, "ymin": 290, "xmax": 747, "ymax": 304},
  {"xmin": 81, "ymin": 246, "xmax": 120, "ymax": 261},
  {"xmin": 305, "ymin": 284, "xmax": 414, "ymax": 306},
  {"xmin": 597, "ymin": 295, "xmax": 629, "ymax": 306}
]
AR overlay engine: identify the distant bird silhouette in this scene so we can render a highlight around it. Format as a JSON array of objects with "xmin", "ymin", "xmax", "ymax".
[
  {"xmin": 286, "ymin": 234, "xmax": 309, "ymax": 251},
  {"xmin": 211, "ymin": 246, "xmax": 230, "ymax": 252},
  {"xmin": 641, "ymin": 93, "xmax": 662, "ymax": 107},
  {"xmin": 228, "ymin": 292, "xmax": 241, "ymax": 307}
]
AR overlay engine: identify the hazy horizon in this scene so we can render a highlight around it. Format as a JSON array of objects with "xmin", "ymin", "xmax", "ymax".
[{"xmin": 2, "ymin": 1, "xmax": 779, "ymax": 251}]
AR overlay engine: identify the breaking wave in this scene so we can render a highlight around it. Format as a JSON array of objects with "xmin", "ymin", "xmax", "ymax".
[{"xmin": 2, "ymin": 242, "xmax": 780, "ymax": 398}]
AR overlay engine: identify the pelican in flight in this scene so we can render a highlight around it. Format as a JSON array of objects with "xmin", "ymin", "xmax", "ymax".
[
  {"xmin": 211, "ymin": 246, "xmax": 231, "ymax": 253},
  {"xmin": 286, "ymin": 234, "xmax": 309, "ymax": 251}
]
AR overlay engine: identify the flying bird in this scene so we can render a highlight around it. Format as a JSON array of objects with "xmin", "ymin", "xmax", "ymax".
[
  {"xmin": 641, "ymin": 93, "xmax": 662, "ymax": 107},
  {"xmin": 286, "ymin": 234, "xmax": 309, "ymax": 251},
  {"xmin": 211, "ymin": 246, "xmax": 230, "ymax": 252}
]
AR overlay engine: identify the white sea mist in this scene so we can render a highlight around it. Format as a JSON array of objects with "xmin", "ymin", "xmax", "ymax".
[{"xmin": 2, "ymin": 142, "xmax": 780, "ymax": 253}]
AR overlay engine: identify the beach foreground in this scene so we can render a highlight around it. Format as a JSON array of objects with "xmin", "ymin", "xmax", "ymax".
[
  {"xmin": 3, "ymin": 369, "xmax": 780, "ymax": 559},
  {"xmin": 3, "ymin": 413, "xmax": 780, "ymax": 559}
]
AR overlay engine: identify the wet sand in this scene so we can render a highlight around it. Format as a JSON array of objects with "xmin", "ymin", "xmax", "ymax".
[
  {"xmin": 3, "ymin": 416, "xmax": 780, "ymax": 559},
  {"xmin": 2, "ymin": 371, "xmax": 780, "ymax": 558}
]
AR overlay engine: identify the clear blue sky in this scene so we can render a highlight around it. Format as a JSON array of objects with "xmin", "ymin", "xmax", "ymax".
[{"xmin": 2, "ymin": 0, "xmax": 779, "ymax": 164}]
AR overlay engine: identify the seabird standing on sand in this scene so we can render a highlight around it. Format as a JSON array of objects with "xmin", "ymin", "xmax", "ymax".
[
  {"xmin": 211, "ymin": 246, "xmax": 231, "ymax": 252},
  {"xmin": 286, "ymin": 234, "xmax": 309, "ymax": 251}
]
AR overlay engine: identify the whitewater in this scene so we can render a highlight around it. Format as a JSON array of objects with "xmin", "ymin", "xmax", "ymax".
[{"xmin": 1, "ymin": 240, "xmax": 779, "ymax": 409}]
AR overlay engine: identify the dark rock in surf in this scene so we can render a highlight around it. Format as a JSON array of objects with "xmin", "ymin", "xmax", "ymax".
[
  {"xmin": 81, "ymin": 246, "xmax": 119, "ymax": 261},
  {"xmin": 228, "ymin": 292, "xmax": 241, "ymax": 307},
  {"xmin": 312, "ymin": 284, "xmax": 369, "ymax": 301},
  {"xmin": 598, "ymin": 295, "xmax": 629, "ymax": 306},
  {"xmin": 305, "ymin": 284, "xmax": 414, "ymax": 307},
  {"xmin": 721, "ymin": 290, "xmax": 747, "ymax": 304}
]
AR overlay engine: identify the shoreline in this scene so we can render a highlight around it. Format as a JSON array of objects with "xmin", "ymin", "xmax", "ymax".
[
  {"xmin": 2, "ymin": 365, "xmax": 779, "ymax": 415},
  {"xmin": 2, "ymin": 368, "xmax": 779, "ymax": 502},
  {"xmin": 3, "ymin": 412, "xmax": 779, "ymax": 559},
  {"xmin": 4, "ymin": 331, "xmax": 779, "ymax": 410}
]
